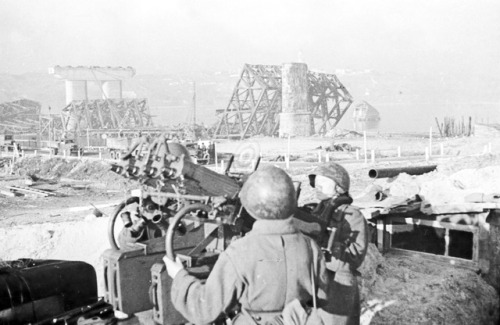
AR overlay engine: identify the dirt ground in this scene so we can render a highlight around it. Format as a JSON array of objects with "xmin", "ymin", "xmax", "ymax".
[{"xmin": 1, "ymin": 131, "xmax": 499, "ymax": 324}]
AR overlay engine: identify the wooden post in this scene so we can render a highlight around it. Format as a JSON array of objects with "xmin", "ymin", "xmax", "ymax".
[
  {"xmin": 429, "ymin": 127, "xmax": 432, "ymax": 157},
  {"xmin": 386, "ymin": 222, "xmax": 393, "ymax": 251},
  {"xmin": 444, "ymin": 229, "xmax": 450, "ymax": 257},
  {"xmin": 363, "ymin": 131, "xmax": 367, "ymax": 164},
  {"xmin": 397, "ymin": 146, "xmax": 401, "ymax": 158},
  {"xmin": 355, "ymin": 149, "xmax": 359, "ymax": 160},
  {"xmin": 215, "ymin": 144, "xmax": 218, "ymax": 168},
  {"xmin": 377, "ymin": 219, "xmax": 391, "ymax": 253},
  {"xmin": 435, "ymin": 117, "xmax": 443, "ymax": 137},
  {"xmin": 287, "ymin": 134, "xmax": 291, "ymax": 161},
  {"xmin": 377, "ymin": 219, "xmax": 384, "ymax": 252}
]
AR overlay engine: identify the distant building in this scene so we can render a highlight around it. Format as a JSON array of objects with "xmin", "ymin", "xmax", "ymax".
[{"xmin": 352, "ymin": 100, "xmax": 380, "ymax": 122}]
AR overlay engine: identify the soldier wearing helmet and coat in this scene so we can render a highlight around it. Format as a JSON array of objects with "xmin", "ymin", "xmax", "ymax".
[
  {"xmin": 164, "ymin": 165, "xmax": 332, "ymax": 325},
  {"xmin": 294, "ymin": 162, "xmax": 369, "ymax": 325}
]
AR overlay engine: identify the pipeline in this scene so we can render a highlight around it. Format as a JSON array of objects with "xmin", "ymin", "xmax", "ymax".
[{"xmin": 368, "ymin": 165, "xmax": 437, "ymax": 179}]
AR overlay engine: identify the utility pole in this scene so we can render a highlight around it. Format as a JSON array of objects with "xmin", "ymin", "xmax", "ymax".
[
  {"xmin": 192, "ymin": 81, "xmax": 197, "ymax": 126},
  {"xmin": 48, "ymin": 106, "xmax": 52, "ymax": 141}
]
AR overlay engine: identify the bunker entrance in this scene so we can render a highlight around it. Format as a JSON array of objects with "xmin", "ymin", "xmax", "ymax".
[{"xmin": 391, "ymin": 223, "xmax": 474, "ymax": 260}]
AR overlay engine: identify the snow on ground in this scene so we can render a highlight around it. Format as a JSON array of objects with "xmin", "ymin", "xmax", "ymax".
[
  {"xmin": 0, "ymin": 215, "xmax": 111, "ymax": 294},
  {"xmin": 1, "ymin": 132, "xmax": 499, "ymax": 324}
]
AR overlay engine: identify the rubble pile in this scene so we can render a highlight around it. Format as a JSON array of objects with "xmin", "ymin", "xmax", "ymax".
[
  {"xmin": 11, "ymin": 156, "xmax": 132, "ymax": 190},
  {"xmin": 326, "ymin": 142, "xmax": 360, "ymax": 152}
]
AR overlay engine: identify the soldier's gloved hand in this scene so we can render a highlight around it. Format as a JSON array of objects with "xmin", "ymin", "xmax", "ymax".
[
  {"xmin": 331, "ymin": 242, "xmax": 346, "ymax": 260},
  {"xmin": 163, "ymin": 256, "xmax": 184, "ymax": 279}
]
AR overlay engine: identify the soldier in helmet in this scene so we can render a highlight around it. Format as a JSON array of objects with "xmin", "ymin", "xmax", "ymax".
[
  {"xmin": 164, "ymin": 165, "xmax": 331, "ymax": 325},
  {"xmin": 295, "ymin": 162, "xmax": 369, "ymax": 325}
]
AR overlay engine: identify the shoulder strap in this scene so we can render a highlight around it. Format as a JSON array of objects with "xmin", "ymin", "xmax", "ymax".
[{"xmin": 304, "ymin": 238, "xmax": 317, "ymax": 309}]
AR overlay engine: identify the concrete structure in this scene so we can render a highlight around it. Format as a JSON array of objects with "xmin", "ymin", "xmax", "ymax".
[
  {"xmin": 279, "ymin": 63, "xmax": 312, "ymax": 137},
  {"xmin": 65, "ymin": 80, "xmax": 88, "ymax": 103},
  {"xmin": 49, "ymin": 66, "xmax": 136, "ymax": 104},
  {"xmin": 102, "ymin": 80, "xmax": 123, "ymax": 99}
]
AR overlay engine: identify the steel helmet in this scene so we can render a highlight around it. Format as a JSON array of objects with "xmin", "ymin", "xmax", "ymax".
[
  {"xmin": 309, "ymin": 162, "xmax": 350, "ymax": 193},
  {"xmin": 239, "ymin": 166, "xmax": 297, "ymax": 220},
  {"xmin": 166, "ymin": 142, "xmax": 193, "ymax": 163}
]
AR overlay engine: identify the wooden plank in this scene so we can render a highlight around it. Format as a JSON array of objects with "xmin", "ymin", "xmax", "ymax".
[
  {"xmin": 472, "ymin": 228, "xmax": 479, "ymax": 263},
  {"xmin": 376, "ymin": 219, "xmax": 391, "ymax": 253},
  {"xmin": 387, "ymin": 222, "xmax": 393, "ymax": 250},
  {"xmin": 387, "ymin": 216, "xmax": 477, "ymax": 233},
  {"xmin": 5, "ymin": 185, "xmax": 52, "ymax": 197},
  {"xmin": 0, "ymin": 176, "xmax": 22, "ymax": 181},
  {"xmin": 388, "ymin": 248, "xmax": 478, "ymax": 271},
  {"xmin": 444, "ymin": 228, "xmax": 450, "ymax": 257},
  {"xmin": 386, "ymin": 201, "xmax": 422, "ymax": 213},
  {"xmin": 423, "ymin": 203, "xmax": 495, "ymax": 214},
  {"xmin": 376, "ymin": 219, "xmax": 384, "ymax": 252}
]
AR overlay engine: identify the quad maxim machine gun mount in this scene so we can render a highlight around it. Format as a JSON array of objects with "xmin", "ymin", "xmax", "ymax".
[{"xmin": 104, "ymin": 135, "xmax": 258, "ymax": 324}]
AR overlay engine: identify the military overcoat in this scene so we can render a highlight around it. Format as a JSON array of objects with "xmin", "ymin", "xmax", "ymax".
[{"xmin": 170, "ymin": 217, "xmax": 330, "ymax": 325}]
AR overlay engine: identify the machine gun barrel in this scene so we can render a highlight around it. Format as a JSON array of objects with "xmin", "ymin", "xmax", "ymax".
[{"xmin": 110, "ymin": 138, "xmax": 242, "ymax": 198}]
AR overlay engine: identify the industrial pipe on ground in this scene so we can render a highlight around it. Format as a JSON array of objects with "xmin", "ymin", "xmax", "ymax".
[{"xmin": 368, "ymin": 165, "xmax": 437, "ymax": 179}]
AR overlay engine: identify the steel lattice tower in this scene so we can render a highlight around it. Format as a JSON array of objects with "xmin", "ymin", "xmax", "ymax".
[
  {"xmin": 61, "ymin": 98, "xmax": 153, "ymax": 132},
  {"xmin": 308, "ymin": 71, "xmax": 353, "ymax": 135},
  {"xmin": 215, "ymin": 64, "xmax": 353, "ymax": 139},
  {"xmin": 215, "ymin": 64, "xmax": 282, "ymax": 139}
]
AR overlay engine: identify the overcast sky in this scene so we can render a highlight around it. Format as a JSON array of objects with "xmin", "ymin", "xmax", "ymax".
[{"xmin": 0, "ymin": 0, "xmax": 499, "ymax": 76}]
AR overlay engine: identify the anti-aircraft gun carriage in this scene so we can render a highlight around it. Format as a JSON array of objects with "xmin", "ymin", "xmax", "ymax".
[{"xmin": 103, "ymin": 135, "xmax": 259, "ymax": 324}]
